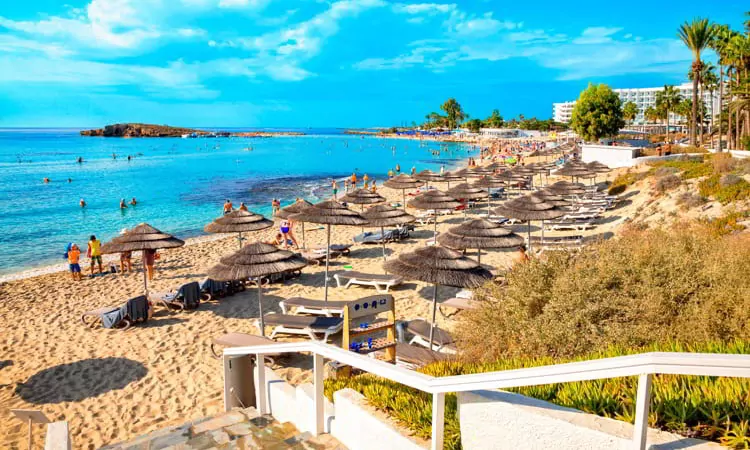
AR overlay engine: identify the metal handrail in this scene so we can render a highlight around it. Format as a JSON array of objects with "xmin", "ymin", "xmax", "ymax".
[{"xmin": 223, "ymin": 341, "xmax": 750, "ymax": 450}]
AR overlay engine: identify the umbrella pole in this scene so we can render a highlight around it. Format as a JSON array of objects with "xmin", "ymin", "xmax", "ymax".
[
  {"xmin": 257, "ymin": 279, "xmax": 265, "ymax": 337},
  {"xmin": 302, "ymin": 223, "xmax": 306, "ymax": 249},
  {"xmin": 477, "ymin": 248, "xmax": 481, "ymax": 264},
  {"xmin": 142, "ymin": 250, "xmax": 148, "ymax": 295},
  {"xmin": 324, "ymin": 224, "xmax": 331, "ymax": 303},
  {"xmin": 238, "ymin": 231, "xmax": 243, "ymax": 250},
  {"xmin": 429, "ymin": 283, "xmax": 438, "ymax": 350},
  {"xmin": 487, "ymin": 187, "xmax": 491, "ymax": 217},
  {"xmin": 381, "ymin": 226, "xmax": 387, "ymax": 272},
  {"xmin": 528, "ymin": 222, "xmax": 532, "ymax": 253},
  {"xmin": 402, "ymin": 190, "xmax": 406, "ymax": 212}
]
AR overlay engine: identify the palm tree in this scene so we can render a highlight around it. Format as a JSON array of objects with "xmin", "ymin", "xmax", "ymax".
[
  {"xmin": 622, "ymin": 101, "xmax": 639, "ymax": 124},
  {"xmin": 689, "ymin": 62, "xmax": 717, "ymax": 143},
  {"xmin": 656, "ymin": 85, "xmax": 682, "ymax": 144},
  {"xmin": 440, "ymin": 98, "xmax": 465, "ymax": 130},
  {"xmin": 710, "ymin": 24, "xmax": 734, "ymax": 151},
  {"xmin": 678, "ymin": 18, "xmax": 716, "ymax": 146},
  {"xmin": 644, "ymin": 106, "xmax": 658, "ymax": 124}
]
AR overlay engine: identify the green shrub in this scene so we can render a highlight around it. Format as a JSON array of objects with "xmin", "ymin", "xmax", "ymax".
[
  {"xmin": 699, "ymin": 174, "xmax": 750, "ymax": 204},
  {"xmin": 676, "ymin": 192, "xmax": 706, "ymax": 210},
  {"xmin": 608, "ymin": 172, "xmax": 640, "ymax": 195},
  {"xmin": 326, "ymin": 340, "xmax": 750, "ymax": 449},
  {"xmin": 654, "ymin": 174, "xmax": 681, "ymax": 194},
  {"xmin": 701, "ymin": 211, "xmax": 750, "ymax": 237},
  {"xmin": 648, "ymin": 157, "xmax": 712, "ymax": 180}
]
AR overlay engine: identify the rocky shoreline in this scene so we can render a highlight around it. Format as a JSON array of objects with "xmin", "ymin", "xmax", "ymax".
[{"xmin": 80, "ymin": 123, "xmax": 304, "ymax": 138}]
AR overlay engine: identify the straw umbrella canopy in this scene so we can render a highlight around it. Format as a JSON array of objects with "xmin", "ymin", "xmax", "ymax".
[
  {"xmin": 433, "ymin": 171, "xmax": 463, "ymax": 189},
  {"xmin": 472, "ymin": 175, "xmax": 507, "ymax": 217},
  {"xmin": 204, "ymin": 210, "xmax": 274, "ymax": 250},
  {"xmin": 342, "ymin": 188, "xmax": 385, "ymax": 232},
  {"xmin": 486, "ymin": 161, "xmax": 507, "ymax": 172},
  {"xmin": 383, "ymin": 174, "xmax": 424, "ymax": 211},
  {"xmin": 545, "ymin": 180, "xmax": 587, "ymax": 197},
  {"xmin": 587, "ymin": 161, "xmax": 611, "ymax": 173},
  {"xmin": 446, "ymin": 183, "xmax": 488, "ymax": 220},
  {"xmin": 361, "ymin": 204, "xmax": 416, "ymax": 267},
  {"xmin": 438, "ymin": 218, "xmax": 523, "ymax": 264},
  {"xmin": 101, "ymin": 223, "xmax": 185, "ymax": 294},
  {"xmin": 555, "ymin": 165, "xmax": 597, "ymax": 184},
  {"xmin": 532, "ymin": 190, "xmax": 572, "ymax": 208},
  {"xmin": 276, "ymin": 199, "xmax": 314, "ymax": 248},
  {"xmin": 407, "ymin": 189, "xmax": 461, "ymax": 240},
  {"xmin": 493, "ymin": 195, "xmax": 566, "ymax": 252},
  {"xmin": 290, "ymin": 200, "xmax": 368, "ymax": 302},
  {"xmin": 207, "ymin": 243, "xmax": 308, "ymax": 336},
  {"xmin": 384, "ymin": 246, "xmax": 492, "ymax": 348}
]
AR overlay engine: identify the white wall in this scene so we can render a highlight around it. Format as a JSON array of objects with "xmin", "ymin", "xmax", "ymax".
[
  {"xmin": 458, "ymin": 390, "xmax": 720, "ymax": 450},
  {"xmin": 581, "ymin": 144, "xmax": 639, "ymax": 168}
]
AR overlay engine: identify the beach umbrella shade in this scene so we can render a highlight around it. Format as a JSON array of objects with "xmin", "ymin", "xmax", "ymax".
[
  {"xmin": 493, "ymin": 194, "xmax": 566, "ymax": 252},
  {"xmin": 446, "ymin": 183, "xmax": 488, "ymax": 220},
  {"xmin": 361, "ymin": 204, "xmax": 415, "ymax": 268},
  {"xmin": 383, "ymin": 174, "xmax": 424, "ymax": 211},
  {"xmin": 437, "ymin": 218, "xmax": 523, "ymax": 264},
  {"xmin": 207, "ymin": 243, "xmax": 308, "ymax": 336},
  {"xmin": 472, "ymin": 176, "xmax": 507, "ymax": 217},
  {"xmin": 532, "ymin": 190, "xmax": 572, "ymax": 208},
  {"xmin": 587, "ymin": 161, "xmax": 611, "ymax": 173},
  {"xmin": 290, "ymin": 200, "xmax": 368, "ymax": 302},
  {"xmin": 555, "ymin": 166, "xmax": 597, "ymax": 184},
  {"xmin": 384, "ymin": 246, "xmax": 492, "ymax": 348},
  {"xmin": 204, "ymin": 210, "xmax": 274, "ymax": 250},
  {"xmin": 432, "ymin": 171, "xmax": 463, "ymax": 189},
  {"xmin": 277, "ymin": 199, "xmax": 314, "ymax": 248},
  {"xmin": 407, "ymin": 189, "xmax": 461, "ymax": 240},
  {"xmin": 101, "ymin": 223, "xmax": 185, "ymax": 294},
  {"xmin": 545, "ymin": 180, "xmax": 587, "ymax": 197},
  {"xmin": 342, "ymin": 188, "xmax": 386, "ymax": 232}
]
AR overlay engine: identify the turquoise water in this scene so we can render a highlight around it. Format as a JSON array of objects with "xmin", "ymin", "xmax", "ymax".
[{"xmin": 0, "ymin": 129, "xmax": 473, "ymax": 275}]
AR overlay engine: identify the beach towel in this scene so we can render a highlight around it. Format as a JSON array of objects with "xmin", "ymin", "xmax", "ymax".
[
  {"xmin": 101, "ymin": 295, "xmax": 148, "ymax": 328},
  {"xmin": 176, "ymin": 282, "xmax": 200, "ymax": 309},
  {"xmin": 200, "ymin": 278, "xmax": 225, "ymax": 296}
]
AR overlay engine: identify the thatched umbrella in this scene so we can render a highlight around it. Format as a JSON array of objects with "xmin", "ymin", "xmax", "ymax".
[
  {"xmin": 416, "ymin": 169, "xmax": 441, "ymax": 188},
  {"xmin": 532, "ymin": 190, "xmax": 572, "ymax": 208},
  {"xmin": 204, "ymin": 210, "xmax": 274, "ymax": 250},
  {"xmin": 361, "ymin": 205, "xmax": 415, "ymax": 267},
  {"xmin": 473, "ymin": 175, "xmax": 507, "ymax": 217},
  {"xmin": 101, "ymin": 223, "xmax": 184, "ymax": 294},
  {"xmin": 207, "ymin": 243, "xmax": 307, "ymax": 336},
  {"xmin": 512, "ymin": 165, "xmax": 537, "ymax": 188},
  {"xmin": 342, "ymin": 188, "xmax": 385, "ymax": 232},
  {"xmin": 383, "ymin": 174, "xmax": 424, "ymax": 211},
  {"xmin": 555, "ymin": 165, "xmax": 597, "ymax": 184},
  {"xmin": 446, "ymin": 183, "xmax": 488, "ymax": 220},
  {"xmin": 546, "ymin": 180, "xmax": 587, "ymax": 197},
  {"xmin": 493, "ymin": 195, "xmax": 566, "ymax": 252},
  {"xmin": 384, "ymin": 246, "xmax": 492, "ymax": 348},
  {"xmin": 277, "ymin": 199, "xmax": 314, "ymax": 248},
  {"xmin": 587, "ymin": 161, "xmax": 611, "ymax": 173},
  {"xmin": 407, "ymin": 189, "xmax": 461, "ymax": 240},
  {"xmin": 438, "ymin": 218, "xmax": 523, "ymax": 264},
  {"xmin": 432, "ymin": 171, "xmax": 463, "ymax": 189},
  {"xmin": 290, "ymin": 201, "xmax": 368, "ymax": 301}
]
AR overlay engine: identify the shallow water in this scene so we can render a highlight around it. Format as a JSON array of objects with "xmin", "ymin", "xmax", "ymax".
[{"xmin": 0, "ymin": 129, "xmax": 473, "ymax": 274}]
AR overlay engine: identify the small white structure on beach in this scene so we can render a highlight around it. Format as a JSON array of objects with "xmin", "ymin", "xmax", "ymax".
[{"xmin": 581, "ymin": 144, "xmax": 641, "ymax": 168}]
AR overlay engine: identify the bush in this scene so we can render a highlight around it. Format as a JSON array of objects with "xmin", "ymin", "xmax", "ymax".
[
  {"xmin": 711, "ymin": 152, "xmax": 737, "ymax": 174},
  {"xmin": 326, "ymin": 341, "xmax": 750, "ymax": 449},
  {"xmin": 648, "ymin": 157, "xmax": 712, "ymax": 180},
  {"xmin": 699, "ymin": 174, "xmax": 750, "ymax": 204},
  {"xmin": 457, "ymin": 225, "xmax": 750, "ymax": 361},
  {"xmin": 721, "ymin": 174, "xmax": 743, "ymax": 187},
  {"xmin": 671, "ymin": 145, "xmax": 709, "ymax": 154},
  {"xmin": 608, "ymin": 172, "xmax": 640, "ymax": 195},
  {"xmin": 701, "ymin": 211, "xmax": 750, "ymax": 237},
  {"xmin": 676, "ymin": 192, "xmax": 706, "ymax": 210},
  {"xmin": 654, "ymin": 174, "xmax": 681, "ymax": 194}
]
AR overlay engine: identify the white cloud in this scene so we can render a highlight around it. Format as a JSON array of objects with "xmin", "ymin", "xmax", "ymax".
[
  {"xmin": 452, "ymin": 12, "xmax": 519, "ymax": 37},
  {"xmin": 0, "ymin": 35, "xmax": 75, "ymax": 58},
  {"xmin": 392, "ymin": 3, "xmax": 456, "ymax": 15},
  {"xmin": 572, "ymin": 27, "xmax": 622, "ymax": 45}
]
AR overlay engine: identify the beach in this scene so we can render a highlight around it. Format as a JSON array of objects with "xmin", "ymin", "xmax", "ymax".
[{"xmin": 0, "ymin": 151, "xmax": 652, "ymax": 448}]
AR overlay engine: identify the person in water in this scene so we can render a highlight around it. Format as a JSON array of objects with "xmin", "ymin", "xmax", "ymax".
[
  {"xmin": 271, "ymin": 198, "xmax": 280, "ymax": 216},
  {"xmin": 129, "ymin": 197, "xmax": 137, "ymax": 206},
  {"xmin": 43, "ymin": 177, "xmax": 50, "ymax": 183},
  {"xmin": 68, "ymin": 178, "xmax": 73, "ymax": 183},
  {"xmin": 120, "ymin": 199, "xmax": 127, "ymax": 209},
  {"xmin": 223, "ymin": 199, "xmax": 233, "ymax": 215},
  {"xmin": 87, "ymin": 235, "xmax": 103, "ymax": 275},
  {"xmin": 332, "ymin": 180, "xmax": 338, "ymax": 200},
  {"xmin": 80, "ymin": 198, "xmax": 86, "ymax": 208},
  {"xmin": 66, "ymin": 243, "xmax": 82, "ymax": 281},
  {"xmin": 395, "ymin": 164, "xmax": 401, "ymax": 173},
  {"xmin": 371, "ymin": 180, "xmax": 377, "ymax": 193},
  {"xmin": 239, "ymin": 202, "xmax": 248, "ymax": 211}
]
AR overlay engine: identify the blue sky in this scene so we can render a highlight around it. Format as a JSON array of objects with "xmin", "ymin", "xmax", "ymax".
[{"xmin": 0, "ymin": 1, "xmax": 746, "ymax": 128}]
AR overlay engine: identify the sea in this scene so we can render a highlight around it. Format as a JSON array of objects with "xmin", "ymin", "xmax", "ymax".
[{"xmin": 0, "ymin": 128, "xmax": 475, "ymax": 276}]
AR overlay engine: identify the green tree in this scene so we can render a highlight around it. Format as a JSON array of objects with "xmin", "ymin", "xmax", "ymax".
[
  {"xmin": 678, "ymin": 18, "xmax": 716, "ymax": 146},
  {"xmin": 622, "ymin": 101, "xmax": 639, "ymax": 124},
  {"xmin": 440, "ymin": 98, "xmax": 466, "ymax": 129},
  {"xmin": 656, "ymin": 85, "xmax": 682, "ymax": 143},
  {"xmin": 644, "ymin": 106, "xmax": 659, "ymax": 124},
  {"xmin": 569, "ymin": 83, "xmax": 626, "ymax": 142},
  {"xmin": 465, "ymin": 118, "xmax": 483, "ymax": 133},
  {"xmin": 710, "ymin": 24, "xmax": 734, "ymax": 151},
  {"xmin": 483, "ymin": 109, "xmax": 504, "ymax": 128}
]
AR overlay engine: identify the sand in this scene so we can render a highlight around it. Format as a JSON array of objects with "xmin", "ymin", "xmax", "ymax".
[{"xmin": 0, "ymin": 159, "xmax": 642, "ymax": 449}]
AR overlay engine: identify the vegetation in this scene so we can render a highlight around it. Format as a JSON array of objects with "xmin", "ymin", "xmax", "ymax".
[
  {"xmin": 570, "ymin": 83, "xmax": 625, "ymax": 142},
  {"xmin": 699, "ymin": 174, "xmax": 750, "ymax": 204},
  {"xmin": 622, "ymin": 101, "xmax": 639, "ymax": 124},
  {"xmin": 655, "ymin": 85, "xmax": 682, "ymax": 143},
  {"xmin": 608, "ymin": 171, "xmax": 643, "ymax": 195},
  {"xmin": 701, "ymin": 210, "xmax": 750, "ymax": 236},
  {"xmin": 326, "ymin": 339, "xmax": 750, "ymax": 449}
]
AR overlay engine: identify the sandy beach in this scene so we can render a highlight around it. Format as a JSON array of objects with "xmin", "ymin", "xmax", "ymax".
[{"xmin": 0, "ymin": 157, "xmax": 653, "ymax": 449}]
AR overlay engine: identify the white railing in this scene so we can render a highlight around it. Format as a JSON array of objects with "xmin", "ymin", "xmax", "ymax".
[{"xmin": 223, "ymin": 341, "xmax": 750, "ymax": 450}]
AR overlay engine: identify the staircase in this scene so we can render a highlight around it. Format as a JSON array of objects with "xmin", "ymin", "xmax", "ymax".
[{"xmin": 101, "ymin": 407, "xmax": 345, "ymax": 450}]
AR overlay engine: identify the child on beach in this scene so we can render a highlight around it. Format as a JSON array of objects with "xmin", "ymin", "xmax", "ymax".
[
  {"xmin": 66, "ymin": 244, "xmax": 82, "ymax": 281},
  {"xmin": 223, "ymin": 199, "xmax": 233, "ymax": 215},
  {"xmin": 120, "ymin": 251, "xmax": 132, "ymax": 273},
  {"xmin": 87, "ymin": 235, "xmax": 103, "ymax": 275}
]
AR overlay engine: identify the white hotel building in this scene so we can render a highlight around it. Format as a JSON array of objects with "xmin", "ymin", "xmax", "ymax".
[{"xmin": 553, "ymin": 82, "xmax": 719, "ymax": 125}]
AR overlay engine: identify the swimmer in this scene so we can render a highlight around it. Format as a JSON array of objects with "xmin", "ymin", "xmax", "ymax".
[
  {"xmin": 43, "ymin": 177, "xmax": 50, "ymax": 183},
  {"xmin": 80, "ymin": 198, "xmax": 86, "ymax": 208},
  {"xmin": 120, "ymin": 199, "xmax": 127, "ymax": 209},
  {"xmin": 129, "ymin": 197, "xmax": 137, "ymax": 206}
]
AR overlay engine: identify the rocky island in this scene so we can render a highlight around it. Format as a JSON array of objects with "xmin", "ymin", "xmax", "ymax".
[{"xmin": 80, "ymin": 123, "xmax": 304, "ymax": 138}]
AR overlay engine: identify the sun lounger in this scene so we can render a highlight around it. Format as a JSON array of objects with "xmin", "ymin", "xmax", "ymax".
[
  {"xmin": 200, "ymin": 278, "xmax": 225, "ymax": 299},
  {"xmin": 262, "ymin": 313, "xmax": 343, "ymax": 341},
  {"xmin": 333, "ymin": 271, "xmax": 404, "ymax": 293},
  {"xmin": 280, "ymin": 294, "xmax": 393, "ymax": 317},
  {"xmin": 312, "ymin": 244, "xmax": 352, "ymax": 256},
  {"xmin": 150, "ymin": 281, "xmax": 202, "ymax": 311},
  {"xmin": 210, "ymin": 332, "xmax": 279, "ymax": 363},
  {"xmin": 544, "ymin": 219, "xmax": 595, "ymax": 231},
  {"xmin": 406, "ymin": 319, "xmax": 456, "ymax": 353},
  {"xmin": 394, "ymin": 343, "xmax": 450, "ymax": 369},
  {"xmin": 353, "ymin": 229, "xmax": 397, "ymax": 244},
  {"xmin": 81, "ymin": 295, "xmax": 149, "ymax": 330}
]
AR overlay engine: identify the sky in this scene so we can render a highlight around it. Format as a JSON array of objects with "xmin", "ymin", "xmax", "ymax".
[{"xmin": 0, "ymin": 1, "xmax": 747, "ymax": 128}]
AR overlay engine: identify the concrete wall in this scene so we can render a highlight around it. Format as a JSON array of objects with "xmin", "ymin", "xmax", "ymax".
[
  {"xmin": 581, "ymin": 144, "xmax": 639, "ymax": 168},
  {"xmin": 458, "ymin": 390, "xmax": 720, "ymax": 450},
  {"xmin": 45, "ymin": 422, "xmax": 71, "ymax": 450}
]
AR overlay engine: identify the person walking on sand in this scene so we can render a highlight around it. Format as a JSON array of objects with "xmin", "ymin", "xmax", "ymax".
[
  {"xmin": 271, "ymin": 198, "xmax": 280, "ymax": 216},
  {"xmin": 120, "ymin": 251, "xmax": 132, "ymax": 273},
  {"xmin": 350, "ymin": 172, "xmax": 357, "ymax": 189},
  {"xmin": 144, "ymin": 249, "xmax": 156, "ymax": 281},
  {"xmin": 363, "ymin": 173, "xmax": 369, "ymax": 186},
  {"xmin": 332, "ymin": 180, "xmax": 339, "ymax": 200},
  {"xmin": 223, "ymin": 199, "xmax": 233, "ymax": 215},
  {"xmin": 87, "ymin": 235, "xmax": 103, "ymax": 275},
  {"xmin": 371, "ymin": 180, "xmax": 377, "ymax": 193},
  {"xmin": 279, "ymin": 219, "xmax": 298, "ymax": 249},
  {"xmin": 239, "ymin": 202, "xmax": 248, "ymax": 211},
  {"xmin": 66, "ymin": 243, "xmax": 82, "ymax": 281},
  {"xmin": 344, "ymin": 179, "xmax": 350, "ymax": 193}
]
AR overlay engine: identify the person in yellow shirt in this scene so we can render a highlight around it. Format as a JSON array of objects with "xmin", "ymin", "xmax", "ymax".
[
  {"xmin": 87, "ymin": 235, "xmax": 103, "ymax": 275},
  {"xmin": 67, "ymin": 243, "xmax": 82, "ymax": 281},
  {"xmin": 371, "ymin": 180, "xmax": 377, "ymax": 193},
  {"xmin": 350, "ymin": 172, "xmax": 357, "ymax": 188}
]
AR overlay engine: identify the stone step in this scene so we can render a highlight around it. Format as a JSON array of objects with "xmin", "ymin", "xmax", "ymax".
[{"xmin": 100, "ymin": 407, "xmax": 345, "ymax": 450}]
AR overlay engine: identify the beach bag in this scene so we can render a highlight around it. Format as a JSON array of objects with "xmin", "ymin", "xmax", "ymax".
[{"xmin": 109, "ymin": 264, "xmax": 118, "ymax": 274}]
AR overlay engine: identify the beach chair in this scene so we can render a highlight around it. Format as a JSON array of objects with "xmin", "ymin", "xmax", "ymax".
[
  {"xmin": 394, "ymin": 343, "xmax": 450, "ymax": 369},
  {"xmin": 353, "ymin": 229, "xmax": 397, "ymax": 244},
  {"xmin": 262, "ymin": 314, "xmax": 343, "ymax": 342},
  {"xmin": 210, "ymin": 332, "xmax": 279, "ymax": 364},
  {"xmin": 406, "ymin": 319, "xmax": 456, "ymax": 353},
  {"xmin": 151, "ymin": 281, "xmax": 202, "ymax": 311},
  {"xmin": 81, "ymin": 295, "xmax": 149, "ymax": 331},
  {"xmin": 280, "ymin": 294, "xmax": 393, "ymax": 317},
  {"xmin": 200, "ymin": 278, "xmax": 225, "ymax": 299},
  {"xmin": 333, "ymin": 271, "xmax": 404, "ymax": 293},
  {"xmin": 301, "ymin": 251, "xmax": 328, "ymax": 266},
  {"xmin": 545, "ymin": 219, "xmax": 595, "ymax": 231}
]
